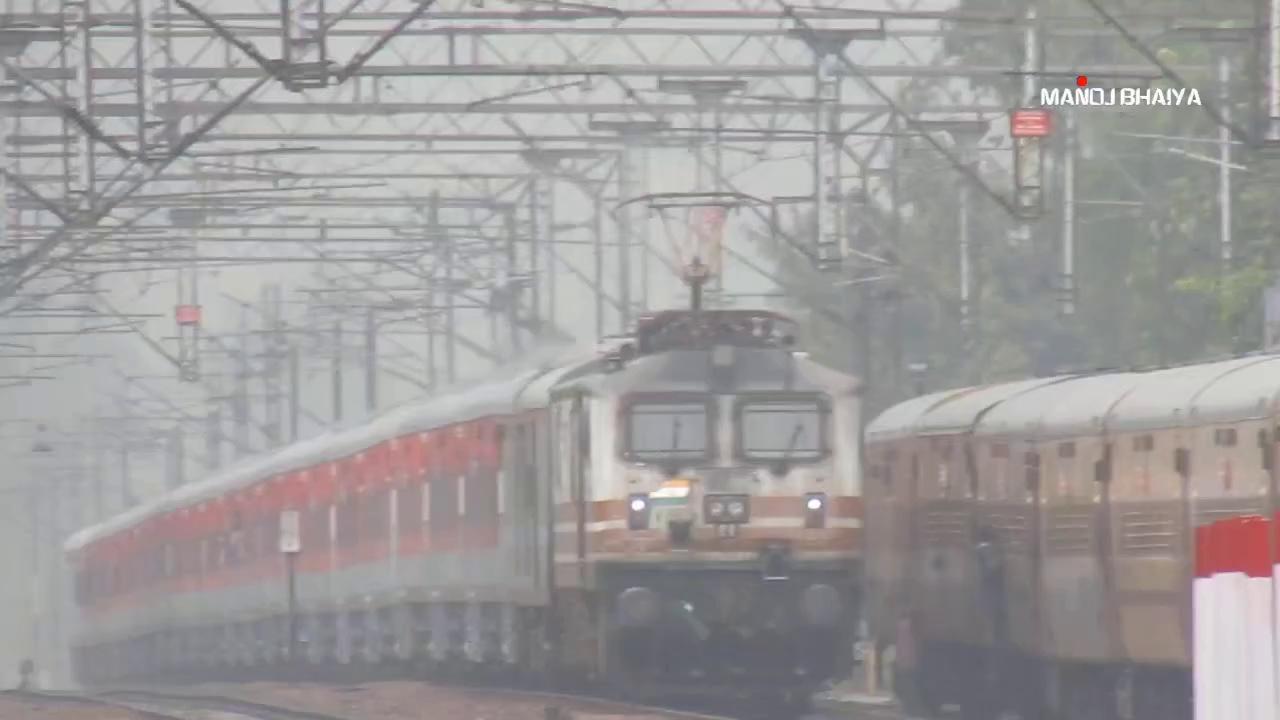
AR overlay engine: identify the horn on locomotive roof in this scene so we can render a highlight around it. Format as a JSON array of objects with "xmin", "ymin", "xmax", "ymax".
[{"xmin": 614, "ymin": 191, "xmax": 769, "ymax": 311}]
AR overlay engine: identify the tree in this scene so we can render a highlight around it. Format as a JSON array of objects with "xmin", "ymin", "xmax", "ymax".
[{"xmin": 761, "ymin": 0, "xmax": 1280, "ymax": 414}]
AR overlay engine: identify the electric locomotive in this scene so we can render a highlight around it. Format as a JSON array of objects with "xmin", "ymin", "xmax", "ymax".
[{"xmin": 555, "ymin": 309, "xmax": 862, "ymax": 696}]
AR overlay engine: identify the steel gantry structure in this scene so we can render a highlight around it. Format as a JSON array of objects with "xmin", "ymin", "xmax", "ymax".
[{"xmin": 0, "ymin": 0, "xmax": 1278, "ymax": 550}]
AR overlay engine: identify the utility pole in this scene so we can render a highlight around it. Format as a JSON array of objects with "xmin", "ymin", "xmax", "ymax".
[
  {"xmin": 261, "ymin": 283, "xmax": 283, "ymax": 445},
  {"xmin": 813, "ymin": 46, "xmax": 844, "ymax": 271},
  {"xmin": 205, "ymin": 405, "xmax": 222, "ymax": 471},
  {"xmin": 592, "ymin": 188, "xmax": 605, "ymax": 338},
  {"xmin": 505, "ymin": 208, "xmax": 522, "ymax": 353},
  {"xmin": 280, "ymin": 508, "xmax": 300, "ymax": 663},
  {"xmin": 91, "ymin": 432, "xmax": 104, "ymax": 520},
  {"xmin": 332, "ymin": 319, "xmax": 343, "ymax": 423},
  {"xmin": 234, "ymin": 338, "xmax": 250, "ymax": 450},
  {"xmin": 364, "ymin": 306, "xmax": 377, "ymax": 414},
  {"xmin": 488, "ymin": 220, "xmax": 501, "ymax": 358},
  {"xmin": 27, "ymin": 428, "xmax": 53, "ymax": 688},
  {"xmin": 1269, "ymin": 0, "xmax": 1280, "ymax": 141},
  {"xmin": 1009, "ymin": 2, "xmax": 1042, "ymax": 248},
  {"xmin": 120, "ymin": 442, "xmax": 135, "ymax": 508},
  {"xmin": 167, "ymin": 424, "xmax": 184, "ymax": 490},
  {"xmin": 537, "ymin": 175, "xmax": 557, "ymax": 329},
  {"xmin": 233, "ymin": 311, "xmax": 251, "ymax": 456},
  {"xmin": 289, "ymin": 344, "xmax": 300, "ymax": 441},
  {"xmin": 432, "ymin": 191, "xmax": 457, "ymax": 386},
  {"xmin": 1218, "ymin": 53, "xmax": 1232, "ymax": 271},
  {"xmin": 588, "ymin": 119, "xmax": 668, "ymax": 324},
  {"xmin": 919, "ymin": 118, "xmax": 989, "ymax": 371},
  {"xmin": 886, "ymin": 123, "xmax": 905, "ymax": 402},
  {"xmin": 1060, "ymin": 108, "xmax": 1076, "ymax": 317},
  {"xmin": 423, "ymin": 196, "xmax": 439, "ymax": 391},
  {"xmin": 525, "ymin": 176, "xmax": 543, "ymax": 335},
  {"xmin": 637, "ymin": 146, "xmax": 652, "ymax": 313}
]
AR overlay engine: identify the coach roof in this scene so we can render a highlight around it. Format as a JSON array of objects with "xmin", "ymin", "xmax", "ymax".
[
  {"xmin": 913, "ymin": 376, "xmax": 1070, "ymax": 437},
  {"xmin": 1104, "ymin": 356, "xmax": 1273, "ymax": 434},
  {"xmin": 864, "ymin": 386, "xmax": 975, "ymax": 442},
  {"xmin": 974, "ymin": 372, "xmax": 1142, "ymax": 439},
  {"xmin": 65, "ymin": 344, "xmax": 581, "ymax": 554},
  {"xmin": 1186, "ymin": 354, "xmax": 1280, "ymax": 426}
]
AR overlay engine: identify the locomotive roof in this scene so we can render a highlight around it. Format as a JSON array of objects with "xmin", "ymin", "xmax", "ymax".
[
  {"xmin": 65, "ymin": 344, "xmax": 590, "ymax": 554},
  {"xmin": 552, "ymin": 346, "xmax": 858, "ymax": 398}
]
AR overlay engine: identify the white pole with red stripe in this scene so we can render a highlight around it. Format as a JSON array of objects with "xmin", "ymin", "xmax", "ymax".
[
  {"xmin": 1194, "ymin": 523, "xmax": 1216, "ymax": 720},
  {"xmin": 1194, "ymin": 515, "xmax": 1278, "ymax": 720}
]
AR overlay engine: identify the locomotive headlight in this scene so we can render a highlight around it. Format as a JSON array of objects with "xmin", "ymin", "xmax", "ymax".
[
  {"xmin": 727, "ymin": 500, "xmax": 746, "ymax": 519},
  {"xmin": 804, "ymin": 492, "xmax": 827, "ymax": 528},
  {"xmin": 708, "ymin": 500, "xmax": 725, "ymax": 518},
  {"xmin": 628, "ymin": 494, "xmax": 650, "ymax": 530}
]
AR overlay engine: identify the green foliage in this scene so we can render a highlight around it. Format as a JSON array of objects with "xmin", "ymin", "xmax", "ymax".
[{"xmin": 760, "ymin": 0, "xmax": 1280, "ymax": 414}]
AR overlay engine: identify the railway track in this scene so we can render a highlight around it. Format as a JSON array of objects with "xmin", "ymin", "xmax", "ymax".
[
  {"xmin": 102, "ymin": 690, "xmax": 358, "ymax": 720},
  {"xmin": 80, "ymin": 656, "xmax": 833, "ymax": 720},
  {"xmin": 84, "ymin": 682, "xmax": 766, "ymax": 720},
  {"xmin": 4, "ymin": 689, "xmax": 353, "ymax": 720},
  {"xmin": 2, "ymin": 690, "xmax": 182, "ymax": 720}
]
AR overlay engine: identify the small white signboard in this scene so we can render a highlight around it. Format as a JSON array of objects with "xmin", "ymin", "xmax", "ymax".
[{"xmin": 279, "ymin": 510, "xmax": 301, "ymax": 554}]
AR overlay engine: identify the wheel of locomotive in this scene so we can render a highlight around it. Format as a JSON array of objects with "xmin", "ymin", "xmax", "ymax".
[
  {"xmin": 243, "ymin": 623, "xmax": 261, "ymax": 668},
  {"xmin": 305, "ymin": 614, "xmax": 327, "ymax": 665},
  {"xmin": 523, "ymin": 609, "xmax": 557, "ymax": 688},
  {"xmin": 260, "ymin": 618, "xmax": 280, "ymax": 666},
  {"xmin": 600, "ymin": 660, "xmax": 648, "ymax": 705},
  {"xmin": 786, "ymin": 690, "xmax": 814, "ymax": 716},
  {"xmin": 334, "ymin": 611, "xmax": 353, "ymax": 665},
  {"xmin": 360, "ymin": 607, "xmax": 384, "ymax": 665},
  {"xmin": 390, "ymin": 604, "xmax": 417, "ymax": 664},
  {"xmin": 220, "ymin": 624, "xmax": 238, "ymax": 669}
]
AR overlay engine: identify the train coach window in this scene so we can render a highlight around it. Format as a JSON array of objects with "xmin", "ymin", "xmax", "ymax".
[
  {"xmin": 1214, "ymin": 428, "xmax": 1238, "ymax": 447},
  {"xmin": 1133, "ymin": 435, "xmax": 1155, "ymax": 452},
  {"xmin": 623, "ymin": 399, "xmax": 712, "ymax": 462},
  {"xmin": 736, "ymin": 398, "xmax": 827, "ymax": 463}
]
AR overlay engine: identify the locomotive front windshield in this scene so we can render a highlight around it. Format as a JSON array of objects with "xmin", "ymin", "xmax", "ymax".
[
  {"xmin": 738, "ymin": 398, "xmax": 826, "ymax": 462},
  {"xmin": 626, "ymin": 400, "xmax": 711, "ymax": 462}
]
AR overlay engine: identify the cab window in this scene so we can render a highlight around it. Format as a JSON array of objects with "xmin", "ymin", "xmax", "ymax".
[
  {"xmin": 736, "ymin": 396, "xmax": 828, "ymax": 463},
  {"xmin": 623, "ymin": 396, "xmax": 713, "ymax": 463}
]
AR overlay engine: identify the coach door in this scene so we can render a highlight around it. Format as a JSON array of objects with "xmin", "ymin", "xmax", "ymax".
[
  {"xmin": 510, "ymin": 421, "xmax": 541, "ymax": 582},
  {"xmin": 571, "ymin": 395, "xmax": 590, "ymax": 562},
  {"xmin": 1095, "ymin": 439, "xmax": 1122, "ymax": 660}
]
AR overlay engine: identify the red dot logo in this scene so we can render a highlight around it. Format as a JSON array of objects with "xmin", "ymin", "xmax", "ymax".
[{"xmin": 1076, "ymin": 75, "xmax": 1088, "ymax": 87}]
